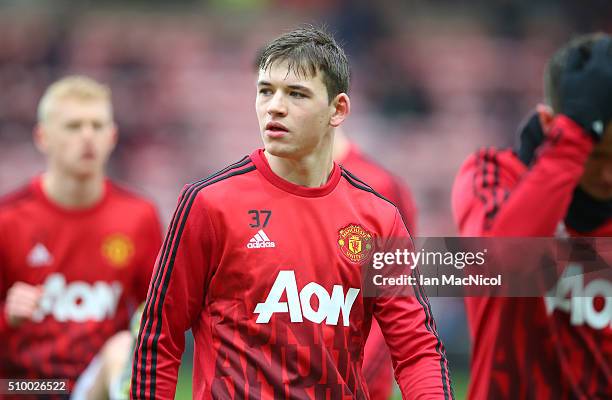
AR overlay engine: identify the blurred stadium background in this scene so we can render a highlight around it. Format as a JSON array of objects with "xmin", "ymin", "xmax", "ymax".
[{"xmin": 0, "ymin": 0, "xmax": 610, "ymax": 398}]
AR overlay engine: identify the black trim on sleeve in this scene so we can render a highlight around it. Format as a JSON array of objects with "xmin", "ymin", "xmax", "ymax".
[
  {"xmin": 133, "ymin": 156, "xmax": 254, "ymax": 399},
  {"xmin": 340, "ymin": 168, "xmax": 395, "ymax": 207}
]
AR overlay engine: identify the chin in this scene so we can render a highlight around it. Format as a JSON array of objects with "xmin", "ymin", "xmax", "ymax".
[
  {"xmin": 69, "ymin": 165, "xmax": 100, "ymax": 179},
  {"xmin": 73, "ymin": 172, "xmax": 97, "ymax": 180},
  {"xmin": 264, "ymin": 142, "xmax": 298, "ymax": 158}
]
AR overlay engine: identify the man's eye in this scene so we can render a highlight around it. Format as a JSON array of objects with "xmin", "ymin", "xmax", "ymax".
[
  {"xmin": 66, "ymin": 122, "xmax": 81, "ymax": 131},
  {"xmin": 290, "ymin": 91, "xmax": 305, "ymax": 98},
  {"xmin": 259, "ymin": 88, "xmax": 272, "ymax": 95},
  {"xmin": 92, "ymin": 122, "xmax": 104, "ymax": 131}
]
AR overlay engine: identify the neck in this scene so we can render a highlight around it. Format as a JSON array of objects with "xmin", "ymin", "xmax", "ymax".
[
  {"xmin": 332, "ymin": 128, "xmax": 351, "ymax": 161},
  {"xmin": 264, "ymin": 139, "xmax": 335, "ymax": 188},
  {"xmin": 42, "ymin": 170, "xmax": 106, "ymax": 209}
]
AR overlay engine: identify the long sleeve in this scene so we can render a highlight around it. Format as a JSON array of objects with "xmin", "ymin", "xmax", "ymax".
[
  {"xmin": 362, "ymin": 177, "xmax": 417, "ymax": 400},
  {"xmin": 131, "ymin": 186, "xmax": 217, "ymax": 399},
  {"xmin": 132, "ymin": 204, "xmax": 164, "ymax": 304},
  {"xmin": 373, "ymin": 211, "xmax": 453, "ymax": 400},
  {"xmin": 452, "ymin": 115, "xmax": 594, "ymax": 237}
]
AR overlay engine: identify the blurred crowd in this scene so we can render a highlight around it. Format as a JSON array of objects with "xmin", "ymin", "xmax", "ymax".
[
  {"xmin": 4, "ymin": 2, "xmax": 610, "ymax": 232},
  {"xmin": 1, "ymin": 1, "xmax": 611, "ymax": 381}
]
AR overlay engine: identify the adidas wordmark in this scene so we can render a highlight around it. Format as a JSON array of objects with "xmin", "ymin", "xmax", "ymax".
[{"xmin": 247, "ymin": 229, "xmax": 276, "ymax": 249}]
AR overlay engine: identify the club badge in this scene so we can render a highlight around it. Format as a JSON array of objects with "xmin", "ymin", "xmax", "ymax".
[
  {"xmin": 102, "ymin": 234, "xmax": 134, "ymax": 268},
  {"xmin": 337, "ymin": 224, "xmax": 373, "ymax": 264}
]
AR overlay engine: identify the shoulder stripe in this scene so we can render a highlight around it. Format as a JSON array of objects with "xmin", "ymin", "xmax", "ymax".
[
  {"xmin": 341, "ymin": 169, "xmax": 417, "ymax": 240},
  {"xmin": 482, "ymin": 148, "xmax": 489, "ymax": 189},
  {"xmin": 132, "ymin": 156, "xmax": 254, "ymax": 399},
  {"xmin": 199, "ymin": 155, "xmax": 251, "ymax": 183},
  {"xmin": 341, "ymin": 166, "xmax": 374, "ymax": 189},
  {"xmin": 411, "ymin": 267, "xmax": 454, "ymax": 399},
  {"xmin": 472, "ymin": 148, "xmax": 489, "ymax": 212},
  {"xmin": 492, "ymin": 150, "xmax": 500, "ymax": 189},
  {"xmin": 487, "ymin": 150, "xmax": 501, "ymax": 221},
  {"xmin": 472, "ymin": 148, "xmax": 505, "ymax": 229},
  {"xmin": 340, "ymin": 170, "xmax": 394, "ymax": 207}
]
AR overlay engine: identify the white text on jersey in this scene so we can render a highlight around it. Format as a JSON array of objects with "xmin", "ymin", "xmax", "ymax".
[
  {"xmin": 545, "ymin": 264, "xmax": 612, "ymax": 329},
  {"xmin": 247, "ymin": 229, "xmax": 276, "ymax": 249},
  {"xmin": 32, "ymin": 273, "xmax": 123, "ymax": 323},
  {"xmin": 254, "ymin": 270, "xmax": 360, "ymax": 327}
]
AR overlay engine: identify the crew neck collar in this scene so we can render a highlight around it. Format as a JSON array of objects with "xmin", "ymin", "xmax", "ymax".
[
  {"xmin": 33, "ymin": 175, "xmax": 111, "ymax": 216},
  {"xmin": 250, "ymin": 149, "xmax": 341, "ymax": 197}
]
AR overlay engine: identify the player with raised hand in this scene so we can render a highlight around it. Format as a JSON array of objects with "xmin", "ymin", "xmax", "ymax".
[
  {"xmin": 451, "ymin": 34, "xmax": 612, "ymax": 399},
  {"xmin": 0, "ymin": 76, "xmax": 162, "ymax": 398},
  {"xmin": 132, "ymin": 26, "xmax": 452, "ymax": 400}
]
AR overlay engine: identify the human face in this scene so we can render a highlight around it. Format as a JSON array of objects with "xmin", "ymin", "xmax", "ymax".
[
  {"xmin": 256, "ymin": 60, "xmax": 344, "ymax": 159},
  {"xmin": 580, "ymin": 124, "xmax": 612, "ymax": 200},
  {"xmin": 36, "ymin": 97, "xmax": 116, "ymax": 179}
]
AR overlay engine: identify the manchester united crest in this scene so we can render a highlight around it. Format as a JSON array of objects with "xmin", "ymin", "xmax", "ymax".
[
  {"xmin": 337, "ymin": 224, "xmax": 374, "ymax": 263},
  {"xmin": 101, "ymin": 234, "xmax": 134, "ymax": 268}
]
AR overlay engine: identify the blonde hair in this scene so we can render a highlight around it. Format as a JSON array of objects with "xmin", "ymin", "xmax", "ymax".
[{"xmin": 37, "ymin": 75, "xmax": 113, "ymax": 122}]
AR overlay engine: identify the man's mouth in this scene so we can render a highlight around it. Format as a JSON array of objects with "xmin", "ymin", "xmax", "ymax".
[
  {"xmin": 265, "ymin": 122, "xmax": 289, "ymax": 137},
  {"xmin": 81, "ymin": 150, "xmax": 96, "ymax": 160}
]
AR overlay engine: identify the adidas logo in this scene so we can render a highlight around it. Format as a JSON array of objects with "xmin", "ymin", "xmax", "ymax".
[
  {"xmin": 247, "ymin": 229, "xmax": 276, "ymax": 249},
  {"xmin": 27, "ymin": 242, "xmax": 52, "ymax": 267}
]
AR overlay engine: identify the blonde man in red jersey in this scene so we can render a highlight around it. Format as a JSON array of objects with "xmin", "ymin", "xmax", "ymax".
[{"xmin": 0, "ymin": 76, "xmax": 162, "ymax": 399}]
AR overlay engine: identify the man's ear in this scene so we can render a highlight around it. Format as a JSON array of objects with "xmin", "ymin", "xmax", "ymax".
[
  {"xmin": 33, "ymin": 124, "xmax": 48, "ymax": 154},
  {"xmin": 110, "ymin": 123, "xmax": 118, "ymax": 151},
  {"xmin": 536, "ymin": 103, "xmax": 554, "ymax": 134},
  {"xmin": 330, "ymin": 93, "xmax": 350, "ymax": 127}
]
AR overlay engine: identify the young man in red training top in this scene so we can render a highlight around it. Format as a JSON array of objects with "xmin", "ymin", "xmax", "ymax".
[
  {"xmin": 0, "ymin": 76, "xmax": 162, "ymax": 398},
  {"xmin": 132, "ymin": 26, "xmax": 452, "ymax": 399},
  {"xmin": 452, "ymin": 34, "xmax": 612, "ymax": 399},
  {"xmin": 334, "ymin": 128, "xmax": 418, "ymax": 400}
]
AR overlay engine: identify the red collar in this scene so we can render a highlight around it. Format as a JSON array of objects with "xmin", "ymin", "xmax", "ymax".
[
  {"xmin": 250, "ymin": 149, "xmax": 341, "ymax": 197},
  {"xmin": 32, "ymin": 175, "xmax": 111, "ymax": 216}
]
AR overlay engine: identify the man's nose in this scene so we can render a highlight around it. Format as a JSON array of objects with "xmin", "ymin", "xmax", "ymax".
[
  {"xmin": 79, "ymin": 123, "xmax": 96, "ymax": 140},
  {"xmin": 267, "ymin": 92, "xmax": 287, "ymax": 116}
]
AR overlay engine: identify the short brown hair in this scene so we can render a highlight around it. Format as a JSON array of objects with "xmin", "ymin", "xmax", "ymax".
[
  {"xmin": 544, "ymin": 33, "xmax": 611, "ymax": 113},
  {"xmin": 256, "ymin": 25, "xmax": 350, "ymax": 103}
]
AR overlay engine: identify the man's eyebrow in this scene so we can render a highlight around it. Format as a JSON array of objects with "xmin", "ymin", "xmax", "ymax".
[
  {"xmin": 256, "ymin": 81, "xmax": 313, "ymax": 93},
  {"xmin": 287, "ymin": 84, "xmax": 313, "ymax": 94}
]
